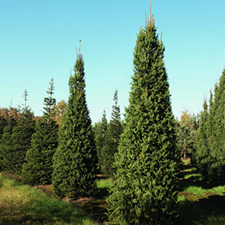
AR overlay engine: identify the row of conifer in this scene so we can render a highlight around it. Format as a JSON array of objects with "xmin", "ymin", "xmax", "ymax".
[
  {"xmin": 1, "ymin": 4, "xmax": 224, "ymax": 223},
  {"xmin": 193, "ymin": 68, "xmax": 225, "ymax": 185}
]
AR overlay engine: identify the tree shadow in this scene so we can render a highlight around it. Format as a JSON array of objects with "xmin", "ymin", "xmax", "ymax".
[
  {"xmin": 175, "ymin": 195, "xmax": 225, "ymax": 225},
  {"xmin": 95, "ymin": 187, "xmax": 110, "ymax": 199},
  {"xmin": 72, "ymin": 199, "xmax": 108, "ymax": 225},
  {"xmin": 178, "ymin": 163, "xmax": 216, "ymax": 191}
]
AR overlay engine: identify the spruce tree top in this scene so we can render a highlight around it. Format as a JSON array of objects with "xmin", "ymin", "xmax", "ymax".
[
  {"xmin": 70, "ymin": 41, "xmax": 85, "ymax": 93},
  {"xmin": 67, "ymin": 41, "xmax": 92, "ymax": 124},
  {"xmin": 43, "ymin": 78, "xmax": 56, "ymax": 120}
]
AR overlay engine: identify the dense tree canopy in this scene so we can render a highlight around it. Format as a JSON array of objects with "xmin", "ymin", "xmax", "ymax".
[
  {"xmin": 52, "ymin": 44, "xmax": 97, "ymax": 199},
  {"xmin": 22, "ymin": 79, "xmax": 58, "ymax": 185},
  {"xmin": 101, "ymin": 89, "xmax": 122, "ymax": 177},
  {"xmin": 107, "ymin": 14, "xmax": 180, "ymax": 225}
]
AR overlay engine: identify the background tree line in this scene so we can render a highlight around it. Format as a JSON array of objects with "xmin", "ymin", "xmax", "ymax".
[{"xmin": 0, "ymin": 8, "xmax": 224, "ymax": 222}]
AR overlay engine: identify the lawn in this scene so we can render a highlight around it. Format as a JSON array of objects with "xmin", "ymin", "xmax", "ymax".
[
  {"xmin": 175, "ymin": 158, "xmax": 225, "ymax": 225},
  {"xmin": 1, "ymin": 159, "xmax": 225, "ymax": 225},
  {"xmin": 0, "ymin": 173, "xmax": 98, "ymax": 225}
]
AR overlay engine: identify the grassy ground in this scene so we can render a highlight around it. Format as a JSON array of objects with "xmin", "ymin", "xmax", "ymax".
[
  {"xmin": 1, "ymin": 160, "xmax": 225, "ymax": 225},
  {"xmin": 0, "ymin": 173, "xmax": 98, "ymax": 225},
  {"xmin": 175, "ymin": 158, "xmax": 225, "ymax": 225}
]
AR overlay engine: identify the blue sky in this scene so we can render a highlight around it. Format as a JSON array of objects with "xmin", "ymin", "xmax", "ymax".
[{"xmin": 0, "ymin": 0, "xmax": 224, "ymax": 124}]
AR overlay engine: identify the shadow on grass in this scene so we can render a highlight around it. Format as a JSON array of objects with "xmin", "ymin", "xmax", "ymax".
[
  {"xmin": 73, "ymin": 199, "xmax": 108, "ymax": 224},
  {"xmin": 175, "ymin": 195, "xmax": 225, "ymax": 225},
  {"xmin": 176, "ymin": 162, "xmax": 225, "ymax": 224},
  {"xmin": 178, "ymin": 163, "xmax": 216, "ymax": 191},
  {"xmin": 0, "ymin": 213, "xmax": 49, "ymax": 225},
  {"xmin": 95, "ymin": 187, "xmax": 110, "ymax": 199},
  {"xmin": 36, "ymin": 182, "xmax": 109, "ymax": 224},
  {"xmin": 0, "ymin": 198, "xmax": 91, "ymax": 225}
]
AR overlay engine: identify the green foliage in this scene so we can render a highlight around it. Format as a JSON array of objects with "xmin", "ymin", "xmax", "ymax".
[
  {"xmin": 0, "ymin": 112, "xmax": 17, "ymax": 171},
  {"xmin": 5, "ymin": 107, "xmax": 35, "ymax": 175},
  {"xmin": 2, "ymin": 90, "xmax": 35, "ymax": 175},
  {"xmin": 52, "ymin": 47, "xmax": 97, "ymax": 200},
  {"xmin": 94, "ymin": 110, "xmax": 108, "ymax": 174},
  {"xmin": 0, "ymin": 109, "xmax": 8, "ymax": 142},
  {"xmin": 22, "ymin": 80, "xmax": 58, "ymax": 185},
  {"xmin": 193, "ymin": 67, "xmax": 225, "ymax": 185},
  {"xmin": 193, "ymin": 100, "xmax": 211, "ymax": 178},
  {"xmin": 52, "ymin": 100, "xmax": 67, "ymax": 129},
  {"xmin": 175, "ymin": 111, "xmax": 199, "ymax": 159},
  {"xmin": 43, "ymin": 78, "xmax": 56, "ymax": 119},
  {"xmin": 102, "ymin": 89, "xmax": 122, "ymax": 177},
  {"xmin": 107, "ymin": 18, "xmax": 180, "ymax": 225}
]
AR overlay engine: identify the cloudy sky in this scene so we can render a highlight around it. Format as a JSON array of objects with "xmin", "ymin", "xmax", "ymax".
[{"xmin": 0, "ymin": 0, "xmax": 224, "ymax": 124}]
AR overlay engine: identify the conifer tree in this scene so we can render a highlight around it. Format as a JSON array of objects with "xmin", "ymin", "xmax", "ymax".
[
  {"xmin": 207, "ymin": 68, "xmax": 225, "ymax": 184},
  {"xmin": 0, "ymin": 108, "xmax": 18, "ymax": 171},
  {"xmin": 3, "ymin": 90, "xmax": 35, "ymax": 174},
  {"xmin": 95, "ymin": 110, "xmax": 108, "ymax": 174},
  {"xmin": 22, "ymin": 79, "xmax": 58, "ymax": 185},
  {"xmin": 0, "ymin": 110, "xmax": 8, "ymax": 167},
  {"xmin": 193, "ymin": 68, "xmax": 225, "ymax": 185},
  {"xmin": 52, "ymin": 42, "xmax": 97, "ymax": 199},
  {"xmin": 0, "ymin": 109, "xmax": 8, "ymax": 141},
  {"xmin": 107, "ymin": 8, "xmax": 180, "ymax": 225},
  {"xmin": 192, "ymin": 100, "xmax": 210, "ymax": 177},
  {"xmin": 102, "ymin": 89, "xmax": 122, "ymax": 177}
]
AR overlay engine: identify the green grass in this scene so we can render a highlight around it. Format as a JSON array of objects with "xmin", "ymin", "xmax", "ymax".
[
  {"xmin": 2, "ymin": 159, "xmax": 225, "ymax": 225},
  {"xmin": 96, "ymin": 178, "xmax": 113, "ymax": 199},
  {"xmin": 0, "ymin": 173, "xmax": 98, "ymax": 225},
  {"xmin": 175, "ymin": 159, "xmax": 225, "ymax": 225}
]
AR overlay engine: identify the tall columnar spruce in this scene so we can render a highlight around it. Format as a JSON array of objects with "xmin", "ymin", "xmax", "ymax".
[
  {"xmin": 52, "ymin": 41, "xmax": 97, "ymax": 199},
  {"xmin": 107, "ymin": 4, "xmax": 180, "ymax": 224}
]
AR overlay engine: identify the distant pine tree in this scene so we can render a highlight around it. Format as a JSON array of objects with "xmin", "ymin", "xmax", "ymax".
[
  {"xmin": 0, "ymin": 109, "xmax": 8, "ymax": 171},
  {"xmin": 22, "ymin": 79, "xmax": 58, "ymax": 185},
  {"xmin": 95, "ymin": 110, "xmax": 108, "ymax": 174},
  {"xmin": 52, "ymin": 43, "xmax": 97, "ymax": 199},
  {"xmin": 102, "ymin": 89, "xmax": 122, "ymax": 177},
  {"xmin": 4, "ymin": 90, "xmax": 35, "ymax": 174},
  {"xmin": 107, "ymin": 12, "xmax": 180, "ymax": 225},
  {"xmin": 0, "ymin": 109, "xmax": 8, "ymax": 141},
  {"xmin": 0, "ymin": 108, "xmax": 18, "ymax": 171},
  {"xmin": 193, "ymin": 100, "xmax": 211, "ymax": 178}
]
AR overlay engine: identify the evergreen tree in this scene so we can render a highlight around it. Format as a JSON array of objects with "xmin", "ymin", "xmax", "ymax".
[
  {"xmin": 95, "ymin": 110, "xmax": 108, "ymax": 174},
  {"xmin": 0, "ymin": 111, "xmax": 7, "ymax": 171},
  {"xmin": 192, "ymin": 100, "xmax": 210, "ymax": 177},
  {"xmin": 107, "ymin": 12, "xmax": 180, "ymax": 225},
  {"xmin": 0, "ymin": 108, "xmax": 18, "ymax": 171},
  {"xmin": 193, "ymin": 67, "xmax": 225, "ymax": 185},
  {"xmin": 52, "ymin": 43, "xmax": 97, "ymax": 199},
  {"xmin": 102, "ymin": 89, "xmax": 122, "ymax": 177},
  {"xmin": 22, "ymin": 79, "xmax": 58, "ymax": 185},
  {"xmin": 0, "ymin": 109, "xmax": 8, "ymax": 142},
  {"xmin": 207, "ymin": 68, "xmax": 225, "ymax": 184},
  {"xmin": 3, "ymin": 90, "xmax": 35, "ymax": 174}
]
